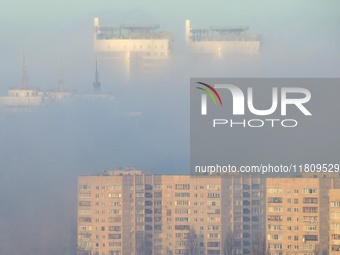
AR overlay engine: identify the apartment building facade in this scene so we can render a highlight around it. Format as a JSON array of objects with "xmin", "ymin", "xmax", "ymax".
[
  {"xmin": 329, "ymin": 189, "xmax": 340, "ymax": 254},
  {"xmin": 266, "ymin": 178, "xmax": 321, "ymax": 255},
  {"xmin": 266, "ymin": 175, "xmax": 340, "ymax": 255},
  {"xmin": 77, "ymin": 170, "xmax": 265, "ymax": 255}
]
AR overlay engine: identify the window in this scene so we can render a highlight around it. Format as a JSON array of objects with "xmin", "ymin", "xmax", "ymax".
[
  {"xmin": 303, "ymin": 197, "xmax": 318, "ymax": 204},
  {"xmin": 331, "ymin": 246, "xmax": 340, "ymax": 252},
  {"xmin": 207, "ymin": 242, "xmax": 220, "ymax": 248},
  {"xmin": 80, "ymin": 242, "xmax": 91, "ymax": 248},
  {"xmin": 268, "ymin": 197, "xmax": 282, "ymax": 203},
  {"xmin": 108, "ymin": 209, "xmax": 121, "ymax": 215},
  {"xmin": 175, "ymin": 184, "xmax": 190, "ymax": 190},
  {"xmin": 175, "ymin": 200, "xmax": 190, "ymax": 206},
  {"xmin": 268, "ymin": 207, "xmax": 282, "ymax": 213},
  {"xmin": 303, "ymin": 188, "xmax": 318, "ymax": 194},
  {"xmin": 303, "ymin": 244, "xmax": 316, "ymax": 250},
  {"xmin": 79, "ymin": 225, "xmax": 92, "ymax": 231},
  {"xmin": 109, "ymin": 251, "xmax": 121, "ymax": 255},
  {"xmin": 267, "ymin": 188, "xmax": 283, "ymax": 194},
  {"xmin": 175, "ymin": 217, "xmax": 189, "ymax": 222},
  {"xmin": 208, "ymin": 217, "xmax": 220, "ymax": 222},
  {"xmin": 79, "ymin": 209, "xmax": 92, "ymax": 215},
  {"xmin": 136, "ymin": 184, "xmax": 144, "ymax": 190},
  {"xmin": 268, "ymin": 234, "xmax": 282, "ymax": 240},
  {"xmin": 175, "ymin": 225, "xmax": 190, "ymax": 230},
  {"xmin": 208, "ymin": 193, "xmax": 220, "ymax": 198},
  {"xmin": 208, "ymin": 233, "xmax": 220, "ymax": 239},
  {"xmin": 79, "ymin": 233, "xmax": 91, "ymax": 239},
  {"xmin": 79, "ymin": 201, "xmax": 91, "ymax": 206},
  {"xmin": 108, "ymin": 217, "xmax": 121, "ymax": 223},
  {"xmin": 108, "ymin": 226, "xmax": 121, "ymax": 231},
  {"xmin": 175, "ymin": 192, "xmax": 190, "ymax": 197},
  {"xmin": 304, "ymin": 225, "xmax": 317, "ymax": 231},
  {"xmin": 270, "ymin": 244, "xmax": 282, "ymax": 250},
  {"xmin": 331, "ymin": 234, "xmax": 340, "ymax": 240},
  {"xmin": 268, "ymin": 224, "xmax": 282, "ymax": 231},
  {"xmin": 208, "ymin": 225, "xmax": 220, "ymax": 231},
  {"xmin": 108, "ymin": 193, "xmax": 121, "ymax": 198},
  {"xmin": 303, "ymin": 207, "xmax": 318, "ymax": 213},
  {"xmin": 79, "ymin": 217, "xmax": 91, "ymax": 222},
  {"xmin": 154, "ymin": 200, "xmax": 162, "ymax": 206},
  {"xmin": 153, "ymin": 184, "xmax": 161, "ymax": 190},
  {"xmin": 303, "ymin": 235, "xmax": 318, "ymax": 241},
  {"xmin": 79, "ymin": 184, "xmax": 91, "ymax": 190},
  {"xmin": 109, "ymin": 242, "xmax": 121, "ymax": 247},
  {"xmin": 331, "ymin": 201, "xmax": 340, "ymax": 208},
  {"xmin": 108, "ymin": 234, "xmax": 121, "ymax": 239},
  {"xmin": 136, "ymin": 192, "xmax": 144, "ymax": 197},
  {"xmin": 252, "ymin": 200, "xmax": 260, "ymax": 205},
  {"xmin": 267, "ymin": 215, "xmax": 282, "ymax": 221},
  {"xmin": 79, "ymin": 193, "xmax": 91, "ymax": 198},
  {"xmin": 331, "ymin": 223, "xmax": 340, "ymax": 230},
  {"xmin": 252, "ymin": 208, "xmax": 260, "ymax": 214},
  {"xmin": 207, "ymin": 201, "xmax": 220, "ymax": 206},
  {"xmin": 108, "ymin": 184, "xmax": 121, "ymax": 190},
  {"xmin": 207, "ymin": 185, "xmax": 220, "ymax": 190}
]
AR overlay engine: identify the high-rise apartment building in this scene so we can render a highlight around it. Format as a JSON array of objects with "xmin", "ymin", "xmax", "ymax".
[
  {"xmin": 185, "ymin": 20, "xmax": 261, "ymax": 56},
  {"xmin": 77, "ymin": 169, "xmax": 265, "ymax": 255},
  {"xmin": 229, "ymin": 176, "xmax": 266, "ymax": 255},
  {"xmin": 93, "ymin": 18, "xmax": 173, "ymax": 77},
  {"xmin": 266, "ymin": 178, "xmax": 321, "ymax": 255},
  {"xmin": 330, "ymin": 188, "xmax": 340, "ymax": 254},
  {"xmin": 266, "ymin": 175, "xmax": 340, "ymax": 255}
]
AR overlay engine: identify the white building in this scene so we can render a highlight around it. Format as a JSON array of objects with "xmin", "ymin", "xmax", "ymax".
[
  {"xmin": 185, "ymin": 20, "xmax": 261, "ymax": 57},
  {"xmin": 94, "ymin": 18, "xmax": 173, "ymax": 77},
  {"xmin": 0, "ymin": 88, "xmax": 44, "ymax": 108}
]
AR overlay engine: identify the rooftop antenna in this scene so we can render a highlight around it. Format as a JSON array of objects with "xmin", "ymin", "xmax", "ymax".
[
  {"xmin": 21, "ymin": 48, "xmax": 29, "ymax": 89},
  {"xmin": 57, "ymin": 61, "xmax": 65, "ymax": 91},
  {"xmin": 93, "ymin": 56, "xmax": 101, "ymax": 92}
]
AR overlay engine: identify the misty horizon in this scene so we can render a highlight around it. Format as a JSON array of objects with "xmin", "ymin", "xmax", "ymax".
[{"xmin": 0, "ymin": 1, "xmax": 339, "ymax": 254}]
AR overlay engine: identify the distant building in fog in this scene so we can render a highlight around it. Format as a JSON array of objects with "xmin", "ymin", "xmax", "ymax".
[
  {"xmin": 185, "ymin": 20, "xmax": 261, "ymax": 57},
  {"xmin": 0, "ymin": 52, "xmax": 44, "ymax": 109},
  {"xmin": 45, "ymin": 63, "xmax": 75, "ymax": 101},
  {"xmin": 94, "ymin": 18, "xmax": 173, "ymax": 78}
]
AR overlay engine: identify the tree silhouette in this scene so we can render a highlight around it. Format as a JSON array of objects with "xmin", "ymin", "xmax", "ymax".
[
  {"xmin": 250, "ymin": 233, "xmax": 266, "ymax": 255},
  {"xmin": 185, "ymin": 227, "xmax": 199, "ymax": 255},
  {"xmin": 223, "ymin": 229, "xmax": 234, "ymax": 255}
]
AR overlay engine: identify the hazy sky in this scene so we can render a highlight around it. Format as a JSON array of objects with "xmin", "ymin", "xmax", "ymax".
[
  {"xmin": 0, "ymin": 1, "xmax": 339, "ymax": 254},
  {"xmin": 1, "ymin": 0, "xmax": 339, "ymax": 91}
]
